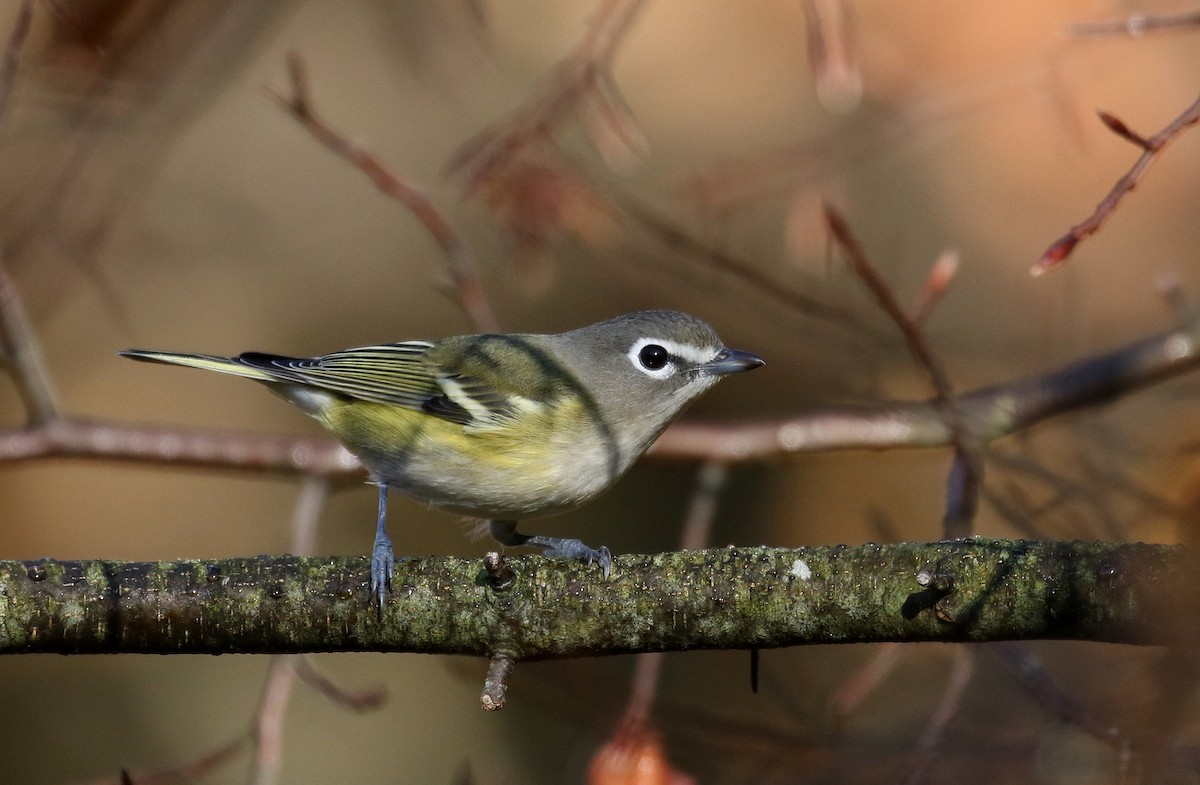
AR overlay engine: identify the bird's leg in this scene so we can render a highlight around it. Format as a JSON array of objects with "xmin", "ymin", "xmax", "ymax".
[
  {"xmin": 370, "ymin": 484, "xmax": 395, "ymax": 606},
  {"xmin": 488, "ymin": 519, "xmax": 612, "ymax": 577}
]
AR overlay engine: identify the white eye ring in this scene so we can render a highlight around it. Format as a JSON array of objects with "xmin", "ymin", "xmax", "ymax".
[
  {"xmin": 628, "ymin": 338, "xmax": 677, "ymax": 380},
  {"xmin": 627, "ymin": 337, "xmax": 720, "ymax": 380}
]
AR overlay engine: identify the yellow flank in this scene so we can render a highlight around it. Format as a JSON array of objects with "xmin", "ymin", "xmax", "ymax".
[{"xmin": 320, "ymin": 393, "xmax": 617, "ymax": 519}]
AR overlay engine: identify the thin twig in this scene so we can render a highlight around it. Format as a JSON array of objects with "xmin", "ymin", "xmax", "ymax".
[
  {"xmin": 586, "ymin": 463, "xmax": 730, "ymax": 783},
  {"xmin": 1069, "ymin": 10, "xmax": 1200, "ymax": 37},
  {"xmin": 63, "ymin": 484, "xmax": 339, "ymax": 785},
  {"xmin": 829, "ymin": 643, "xmax": 906, "ymax": 718},
  {"xmin": 899, "ymin": 647, "xmax": 975, "ymax": 785},
  {"xmin": 289, "ymin": 478, "xmax": 388, "ymax": 718},
  {"xmin": 292, "ymin": 657, "xmax": 387, "ymax": 712},
  {"xmin": 678, "ymin": 461, "xmax": 729, "ymax": 551},
  {"xmin": 289, "ymin": 475, "xmax": 329, "ymax": 557},
  {"xmin": 802, "ymin": 0, "xmax": 863, "ymax": 113},
  {"xmin": 824, "ymin": 207, "xmax": 983, "ymax": 535},
  {"xmin": 3, "ymin": 286, "xmax": 1200, "ymax": 476},
  {"xmin": 70, "ymin": 735, "xmax": 250, "ymax": 785},
  {"xmin": 449, "ymin": 0, "xmax": 648, "ymax": 183},
  {"xmin": 481, "ymin": 654, "xmax": 515, "ymax": 710},
  {"xmin": 0, "ymin": 6, "xmax": 59, "ymax": 425},
  {"xmin": 824, "ymin": 207, "xmax": 954, "ymax": 400},
  {"xmin": 1033, "ymin": 93, "xmax": 1200, "ymax": 276},
  {"xmin": 251, "ymin": 657, "xmax": 296, "ymax": 785},
  {"xmin": 267, "ymin": 52, "xmax": 500, "ymax": 333},
  {"xmin": 989, "ymin": 643, "xmax": 1127, "ymax": 749},
  {"xmin": 0, "ymin": 0, "xmax": 32, "ymax": 124},
  {"xmin": 5, "ymin": 303, "xmax": 1200, "ymax": 469},
  {"xmin": 0, "ymin": 252, "xmax": 61, "ymax": 424},
  {"xmin": 617, "ymin": 195, "xmax": 883, "ymax": 340},
  {"xmin": 909, "ymin": 250, "xmax": 959, "ymax": 326},
  {"xmin": 0, "ymin": 417, "xmax": 360, "ymax": 475},
  {"xmin": 620, "ymin": 461, "xmax": 730, "ymax": 729}
]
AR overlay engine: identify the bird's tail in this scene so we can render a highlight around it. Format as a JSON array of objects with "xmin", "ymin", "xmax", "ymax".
[{"xmin": 119, "ymin": 350, "xmax": 278, "ymax": 382}]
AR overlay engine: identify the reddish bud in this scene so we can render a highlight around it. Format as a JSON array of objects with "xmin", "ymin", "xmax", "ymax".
[{"xmin": 1031, "ymin": 234, "xmax": 1079, "ymax": 276}]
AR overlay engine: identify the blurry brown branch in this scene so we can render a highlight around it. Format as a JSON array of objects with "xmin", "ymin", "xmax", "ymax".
[
  {"xmin": 0, "ymin": 252, "xmax": 60, "ymax": 424},
  {"xmin": 683, "ymin": 68, "xmax": 1041, "ymax": 214},
  {"xmin": 5, "ymin": 304, "xmax": 1200, "ymax": 472},
  {"xmin": 0, "ymin": 5, "xmax": 59, "ymax": 425},
  {"xmin": 829, "ymin": 642, "xmax": 905, "ymax": 717},
  {"xmin": 0, "ymin": 417, "xmax": 360, "ymax": 476},
  {"xmin": 0, "ymin": 0, "xmax": 32, "ymax": 123},
  {"xmin": 3, "ymin": 541, "xmax": 1195, "ymax": 661},
  {"xmin": 69, "ymin": 480, "xmax": 385, "ymax": 785},
  {"xmin": 824, "ymin": 208, "xmax": 954, "ymax": 400},
  {"xmin": 449, "ymin": 0, "xmax": 647, "ymax": 182},
  {"xmin": 1033, "ymin": 94, "xmax": 1200, "ymax": 276},
  {"xmin": 616, "ymin": 196, "xmax": 883, "ymax": 339},
  {"xmin": 1069, "ymin": 10, "xmax": 1200, "ymax": 37},
  {"xmin": 989, "ymin": 642, "xmax": 1128, "ymax": 749},
  {"xmin": 825, "ymin": 208, "xmax": 980, "ymax": 536},
  {"xmin": 72, "ymin": 735, "xmax": 249, "ymax": 785},
  {"xmin": 253, "ymin": 656, "xmax": 297, "ymax": 785},
  {"xmin": 653, "ymin": 309, "xmax": 1200, "ymax": 460},
  {"xmin": 292, "ymin": 656, "xmax": 386, "ymax": 713},
  {"xmin": 910, "ymin": 250, "xmax": 959, "ymax": 327},
  {"xmin": 802, "ymin": 0, "xmax": 862, "ymax": 113},
  {"xmin": 599, "ymin": 460, "xmax": 730, "ymax": 769},
  {"xmin": 267, "ymin": 52, "xmax": 500, "ymax": 333},
  {"xmin": 899, "ymin": 647, "xmax": 975, "ymax": 785}
]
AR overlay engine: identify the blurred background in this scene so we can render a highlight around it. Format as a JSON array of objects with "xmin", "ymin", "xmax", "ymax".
[{"xmin": 1, "ymin": 0, "xmax": 1199, "ymax": 783}]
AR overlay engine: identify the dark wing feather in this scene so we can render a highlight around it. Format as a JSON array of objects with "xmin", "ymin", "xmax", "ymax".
[
  {"xmin": 236, "ymin": 335, "xmax": 561, "ymax": 429},
  {"xmin": 237, "ymin": 342, "xmax": 443, "ymax": 411}
]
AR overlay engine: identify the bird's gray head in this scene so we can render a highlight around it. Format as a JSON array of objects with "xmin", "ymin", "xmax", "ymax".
[{"xmin": 545, "ymin": 310, "xmax": 764, "ymax": 453}]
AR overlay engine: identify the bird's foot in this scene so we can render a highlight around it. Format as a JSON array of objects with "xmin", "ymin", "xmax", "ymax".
[
  {"xmin": 370, "ymin": 538, "xmax": 395, "ymax": 609},
  {"xmin": 533, "ymin": 537, "xmax": 613, "ymax": 578}
]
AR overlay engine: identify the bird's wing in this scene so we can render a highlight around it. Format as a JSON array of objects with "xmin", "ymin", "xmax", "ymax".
[
  {"xmin": 238, "ymin": 342, "xmax": 446, "ymax": 408},
  {"xmin": 239, "ymin": 341, "xmax": 529, "ymax": 428}
]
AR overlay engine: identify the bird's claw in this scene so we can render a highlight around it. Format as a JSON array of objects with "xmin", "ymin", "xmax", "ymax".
[
  {"xmin": 370, "ymin": 541, "xmax": 395, "ymax": 608},
  {"xmin": 542, "ymin": 539, "xmax": 612, "ymax": 578}
]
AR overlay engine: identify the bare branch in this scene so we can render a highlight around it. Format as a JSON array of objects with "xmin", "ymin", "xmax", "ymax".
[
  {"xmin": 292, "ymin": 657, "xmax": 387, "ymax": 713},
  {"xmin": 1033, "ymin": 94, "xmax": 1200, "ymax": 276},
  {"xmin": 899, "ymin": 647, "xmax": 976, "ymax": 785},
  {"xmin": 802, "ymin": 0, "xmax": 863, "ymax": 113},
  {"xmin": 267, "ymin": 52, "xmax": 500, "ymax": 333},
  {"xmin": 829, "ymin": 643, "xmax": 905, "ymax": 717},
  {"xmin": 0, "ymin": 7, "xmax": 60, "ymax": 426},
  {"xmin": 289, "ymin": 476, "xmax": 329, "ymax": 557},
  {"xmin": 0, "ymin": 252, "xmax": 61, "ymax": 424},
  {"xmin": 70, "ymin": 735, "xmax": 249, "ymax": 785},
  {"xmin": 824, "ymin": 207, "xmax": 954, "ymax": 400},
  {"xmin": 480, "ymin": 654, "xmax": 515, "ymax": 711},
  {"xmin": 909, "ymin": 250, "xmax": 959, "ymax": 326},
  {"xmin": 0, "ymin": 417, "xmax": 360, "ymax": 475},
  {"xmin": 449, "ymin": 0, "xmax": 648, "ymax": 182},
  {"xmin": 251, "ymin": 657, "xmax": 296, "ymax": 785},
  {"xmin": 617, "ymin": 196, "xmax": 882, "ymax": 338},
  {"xmin": 825, "ymin": 208, "xmax": 983, "ymax": 535},
  {"xmin": 0, "ymin": 0, "xmax": 32, "ymax": 125},
  {"xmin": 3, "ymin": 541, "xmax": 1194, "ymax": 662},
  {"xmin": 618, "ymin": 461, "xmax": 730, "ymax": 731},
  {"xmin": 1069, "ymin": 10, "xmax": 1200, "ymax": 37},
  {"xmin": 5, "ymin": 306, "xmax": 1200, "ymax": 470},
  {"xmin": 989, "ymin": 642, "xmax": 1128, "ymax": 748}
]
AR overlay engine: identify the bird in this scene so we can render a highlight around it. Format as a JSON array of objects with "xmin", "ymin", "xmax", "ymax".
[{"xmin": 121, "ymin": 310, "xmax": 764, "ymax": 605}]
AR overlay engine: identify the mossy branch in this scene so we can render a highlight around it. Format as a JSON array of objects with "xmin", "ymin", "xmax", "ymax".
[{"xmin": 2, "ymin": 539, "xmax": 1194, "ymax": 657}]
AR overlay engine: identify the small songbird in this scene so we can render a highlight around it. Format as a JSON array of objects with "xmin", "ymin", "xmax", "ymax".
[{"xmin": 121, "ymin": 310, "xmax": 764, "ymax": 605}]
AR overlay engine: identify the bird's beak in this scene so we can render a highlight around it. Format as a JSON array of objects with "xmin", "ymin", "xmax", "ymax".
[{"xmin": 701, "ymin": 348, "xmax": 765, "ymax": 376}]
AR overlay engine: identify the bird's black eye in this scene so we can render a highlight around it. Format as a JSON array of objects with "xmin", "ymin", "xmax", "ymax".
[{"xmin": 638, "ymin": 344, "xmax": 670, "ymax": 370}]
